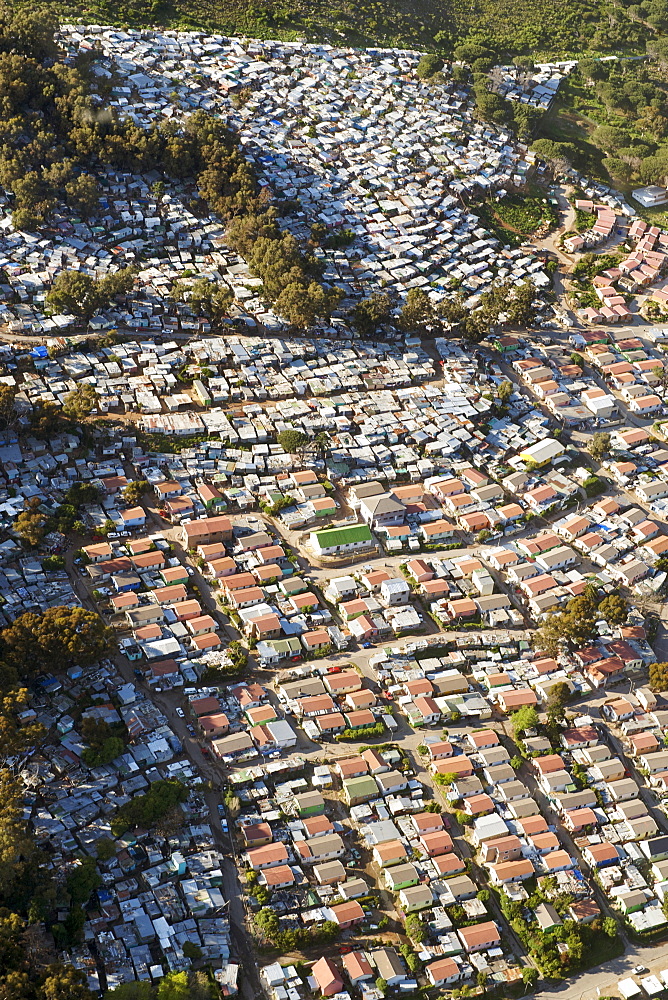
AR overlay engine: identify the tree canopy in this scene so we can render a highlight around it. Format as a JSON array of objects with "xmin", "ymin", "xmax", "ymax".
[
  {"xmin": 511, "ymin": 705, "xmax": 539, "ymax": 737},
  {"xmin": 171, "ymin": 277, "xmax": 234, "ymax": 326},
  {"xmin": 349, "ymin": 292, "xmax": 393, "ymax": 336},
  {"xmin": 62, "ymin": 385, "xmax": 98, "ymax": 419},
  {"xmin": 649, "ymin": 661, "xmax": 668, "ymax": 691},
  {"xmin": 277, "ymin": 429, "xmax": 308, "ymax": 454},
  {"xmin": 588, "ymin": 431, "xmax": 611, "ymax": 462},
  {"xmin": 398, "ymin": 288, "xmax": 438, "ymax": 335},
  {"xmin": 111, "ymin": 779, "xmax": 188, "ymax": 836},
  {"xmin": 13, "ymin": 498, "xmax": 48, "ymax": 548},
  {"xmin": 533, "ymin": 585, "xmax": 627, "ymax": 657},
  {"xmin": 416, "ymin": 53, "xmax": 444, "ymax": 79},
  {"xmin": 0, "ymin": 606, "xmax": 114, "ymax": 679},
  {"xmin": 122, "ymin": 480, "xmax": 149, "ymax": 505},
  {"xmin": 47, "ymin": 270, "xmax": 136, "ymax": 320}
]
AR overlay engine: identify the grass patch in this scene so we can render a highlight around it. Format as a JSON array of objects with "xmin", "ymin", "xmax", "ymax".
[
  {"xmin": 490, "ymin": 190, "xmax": 558, "ymax": 235},
  {"xmin": 574, "ymin": 208, "xmax": 597, "ymax": 232}
]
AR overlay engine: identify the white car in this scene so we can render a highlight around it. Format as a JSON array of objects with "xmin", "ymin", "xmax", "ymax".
[{"xmin": 176, "ymin": 707, "xmax": 185, "ymax": 718}]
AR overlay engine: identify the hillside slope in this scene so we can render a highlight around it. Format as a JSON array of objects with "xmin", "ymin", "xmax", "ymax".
[{"xmin": 29, "ymin": 0, "xmax": 644, "ymax": 58}]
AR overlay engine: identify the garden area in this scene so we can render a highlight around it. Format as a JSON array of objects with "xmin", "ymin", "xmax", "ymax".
[
  {"xmin": 497, "ymin": 880, "xmax": 623, "ymax": 978},
  {"xmin": 568, "ymin": 251, "xmax": 626, "ymax": 309},
  {"xmin": 487, "ymin": 190, "xmax": 558, "ymax": 237}
]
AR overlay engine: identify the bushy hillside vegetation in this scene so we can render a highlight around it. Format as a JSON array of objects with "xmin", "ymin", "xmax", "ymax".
[{"xmin": 15, "ymin": 0, "xmax": 651, "ymax": 59}]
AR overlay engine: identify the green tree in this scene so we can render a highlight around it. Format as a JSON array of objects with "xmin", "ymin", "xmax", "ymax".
[
  {"xmin": 506, "ymin": 280, "xmax": 536, "ymax": 325},
  {"xmin": 0, "ymin": 912, "xmax": 26, "ymax": 977},
  {"xmin": 647, "ymin": 36, "xmax": 668, "ymax": 67},
  {"xmin": 405, "ymin": 912, "xmax": 427, "ymax": 942},
  {"xmin": 533, "ymin": 593, "xmax": 599, "ymax": 656},
  {"xmin": 522, "ymin": 967, "xmax": 539, "ymax": 987},
  {"xmin": 111, "ymin": 779, "xmax": 188, "ymax": 837},
  {"xmin": 47, "ymin": 272, "xmax": 106, "ymax": 320},
  {"xmin": 0, "ymin": 385, "xmax": 17, "ymax": 431},
  {"xmin": 13, "ymin": 497, "xmax": 47, "ymax": 547},
  {"xmin": 597, "ymin": 594, "xmax": 627, "ymax": 625},
  {"xmin": 62, "ymin": 384, "xmax": 98, "ymax": 419},
  {"xmin": 513, "ymin": 104, "xmax": 544, "ymax": 140},
  {"xmin": 416, "ymin": 53, "xmax": 444, "ymax": 79},
  {"xmin": 532, "ymin": 138, "xmax": 581, "ymax": 173},
  {"xmin": 47, "ymin": 269, "xmax": 135, "ymax": 320},
  {"xmin": 122, "ymin": 480, "xmax": 149, "ymax": 505},
  {"xmin": 473, "ymin": 84, "xmax": 509, "ymax": 123},
  {"xmin": 438, "ymin": 294, "xmax": 466, "ymax": 329},
  {"xmin": 0, "ymin": 6, "xmax": 59, "ymax": 60},
  {"xmin": 591, "ymin": 124, "xmax": 633, "ymax": 153},
  {"xmin": 546, "ymin": 681, "xmax": 571, "ymax": 724},
  {"xmin": 349, "ymin": 292, "xmax": 393, "ymax": 336},
  {"xmin": 588, "ymin": 431, "xmax": 611, "ymax": 462},
  {"xmin": 157, "ymin": 971, "xmax": 214, "ymax": 1000},
  {"xmin": 172, "ymin": 277, "xmax": 234, "ymax": 326},
  {"xmin": 66, "ymin": 858, "xmax": 101, "ymax": 906},
  {"xmin": 182, "ymin": 941, "xmax": 203, "ymax": 961},
  {"xmin": 42, "ymin": 555, "xmax": 65, "ymax": 571},
  {"xmin": 375, "ymin": 979, "xmax": 388, "ymax": 995},
  {"xmin": 277, "ymin": 429, "xmax": 308, "ymax": 454},
  {"xmin": 602, "ymin": 916, "xmax": 618, "ymax": 938},
  {"xmin": 398, "ymin": 287, "xmax": 436, "ymax": 335},
  {"xmin": 96, "ymin": 837, "xmax": 117, "ymax": 862},
  {"xmin": 570, "ymin": 352, "xmax": 584, "ymax": 368},
  {"xmin": 82, "ymin": 736, "xmax": 125, "ymax": 767},
  {"xmin": 497, "ymin": 380, "xmax": 513, "ymax": 402},
  {"xmin": 0, "ymin": 606, "xmax": 113, "ymax": 677},
  {"xmin": 226, "ymin": 209, "xmax": 280, "ymax": 256},
  {"xmin": 433, "ymin": 771, "xmax": 457, "ymax": 786},
  {"xmin": 64, "ymin": 175, "xmax": 100, "ymax": 218},
  {"xmin": 511, "ymin": 705, "xmax": 539, "ymax": 737},
  {"xmin": 64, "ymin": 482, "xmax": 103, "ymax": 507},
  {"xmin": 649, "ymin": 661, "xmax": 668, "ymax": 691},
  {"xmin": 273, "ymin": 280, "xmax": 342, "ymax": 328},
  {"xmin": 603, "ymin": 157, "xmax": 632, "ymax": 183},
  {"xmin": 0, "ymin": 689, "xmax": 45, "ymax": 753}
]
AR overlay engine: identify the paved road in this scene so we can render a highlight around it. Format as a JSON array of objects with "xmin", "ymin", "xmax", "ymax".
[{"xmin": 536, "ymin": 941, "xmax": 668, "ymax": 1000}]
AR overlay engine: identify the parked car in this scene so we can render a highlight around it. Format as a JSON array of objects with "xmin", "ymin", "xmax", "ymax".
[{"xmin": 176, "ymin": 707, "xmax": 184, "ymax": 718}]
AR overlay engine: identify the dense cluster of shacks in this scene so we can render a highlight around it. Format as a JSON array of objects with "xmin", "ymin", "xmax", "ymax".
[
  {"xmin": 0, "ymin": 27, "xmax": 562, "ymax": 339},
  {"xmin": 4, "ymin": 21, "xmax": 668, "ymax": 1000},
  {"xmin": 22, "ymin": 656, "xmax": 236, "ymax": 994},
  {"xmin": 487, "ymin": 61, "xmax": 576, "ymax": 111},
  {"xmin": 5, "ymin": 327, "xmax": 668, "ymax": 994}
]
